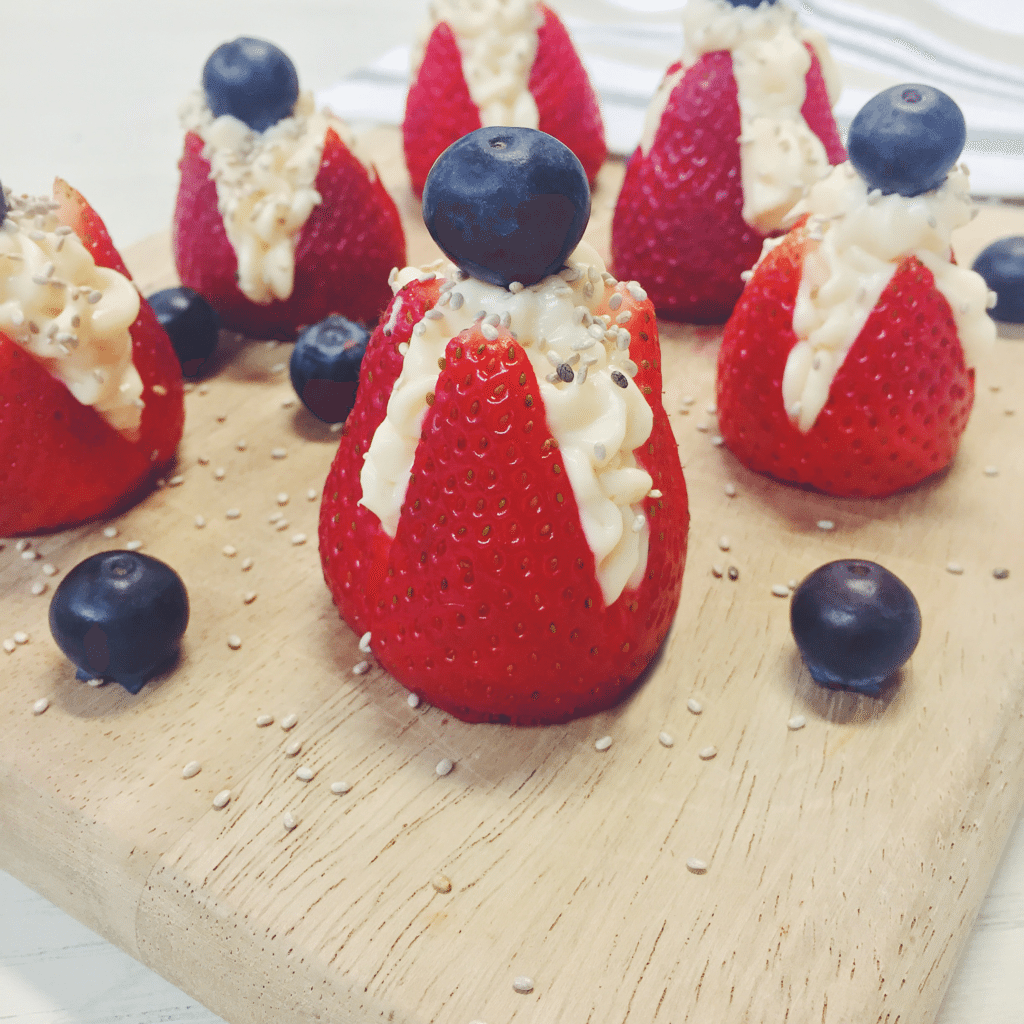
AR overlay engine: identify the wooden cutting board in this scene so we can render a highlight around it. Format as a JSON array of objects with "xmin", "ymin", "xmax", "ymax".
[{"xmin": 3, "ymin": 128, "xmax": 1024, "ymax": 1024}]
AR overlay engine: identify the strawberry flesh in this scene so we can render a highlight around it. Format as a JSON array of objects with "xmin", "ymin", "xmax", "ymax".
[
  {"xmin": 173, "ymin": 126, "xmax": 406, "ymax": 340},
  {"xmin": 716, "ymin": 231, "xmax": 975, "ymax": 497}
]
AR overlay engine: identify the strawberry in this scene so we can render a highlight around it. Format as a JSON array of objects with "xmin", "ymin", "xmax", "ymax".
[
  {"xmin": 319, "ymin": 275, "xmax": 688, "ymax": 725},
  {"xmin": 715, "ymin": 229, "xmax": 976, "ymax": 497},
  {"xmin": 1, "ymin": 181, "xmax": 184, "ymax": 536},
  {"xmin": 611, "ymin": 44, "xmax": 845, "ymax": 324},
  {"xmin": 173, "ymin": 125, "xmax": 406, "ymax": 340},
  {"xmin": 402, "ymin": 3, "xmax": 606, "ymax": 198}
]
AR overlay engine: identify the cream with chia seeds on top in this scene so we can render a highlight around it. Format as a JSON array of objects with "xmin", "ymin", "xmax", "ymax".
[
  {"xmin": 0, "ymin": 189, "xmax": 143, "ymax": 438},
  {"xmin": 780, "ymin": 163, "xmax": 995, "ymax": 433},
  {"xmin": 180, "ymin": 90, "xmax": 363, "ymax": 305},
  {"xmin": 641, "ymin": 0, "xmax": 837, "ymax": 233},
  {"xmin": 413, "ymin": 0, "xmax": 541, "ymax": 129},
  {"xmin": 362, "ymin": 242, "xmax": 655, "ymax": 606}
]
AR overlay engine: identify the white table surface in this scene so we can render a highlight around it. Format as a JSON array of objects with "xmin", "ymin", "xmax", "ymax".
[{"xmin": 2, "ymin": 1, "xmax": 1023, "ymax": 1021}]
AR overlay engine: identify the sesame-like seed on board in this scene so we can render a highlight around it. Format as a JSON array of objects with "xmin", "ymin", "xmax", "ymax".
[
  {"xmin": 359, "ymin": 631, "xmax": 372, "ymax": 654},
  {"xmin": 432, "ymin": 873, "xmax": 453, "ymax": 893},
  {"xmin": 407, "ymin": 693, "xmax": 421, "ymax": 708},
  {"xmin": 817, "ymin": 519, "xmax": 835, "ymax": 531},
  {"xmin": 227, "ymin": 635, "xmax": 242, "ymax": 650},
  {"xmin": 282, "ymin": 812, "xmax": 298, "ymax": 831},
  {"xmin": 86, "ymin": 677, "xmax": 105, "ymax": 687},
  {"xmin": 706, "ymin": 402, "xmax": 717, "ymax": 415},
  {"xmin": 946, "ymin": 562, "xmax": 964, "ymax": 575},
  {"xmin": 306, "ymin": 489, "xmax": 318, "ymax": 502},
  {"xmin": 168, "ymin": 475, "xmax": 184, "ymax": 487},
  {"xmin": 771, "ymin": 584, "xmax": 791, "ymax": 598},
  {"xmin": 984, "ymin": 466, "xmax": 998, "ymax": 476},
  {"xmin": 296, "ymin": 766, "xmax": 315, "ymax": 782},
  {"xmin": 658, "ymin": 732, "xmax": 674, "ymax": 748},
  {"xmin": 686, "ymin": 858, "xmax": 708, "ymax": 874},
  {"xmin": 330, "ymin": 422, "xmax": 344, "ymax": 433},
  {"xmin": 42, "ymin": 563, "xmax": 57, "ymax": 576},
  {"xmin": 727, "ymin": 566, "xmax": 740, "ymax": 581},
  {"xmin": 718, "ymin": 536, "xmax": 730, "ymax": 551},
  {"xmin": 281, "ymin": 397, "xmax": 296, "ymax": 409},
  {"xmin": 275, "ymin": 520, "xmax": 290, "ymax": 532},
  {"xmin": 270, "ymin": 363, "xmax": 286, "ymax": 375},
  {"xmin": 513, "ymin": 976, "xmax": 535, "ymax": 994},
  {"xmin": 711, "ymin": 435, "xmax": 724, "ymax": 446},
  {"xmin": 16, "ymin": 539, "xmax": 30, "ymax": 552},
  {"xmin": 594, "ymin": 735, "xmax": 613, "ymax": 751},
  {"xmin": 222, "ymin": 545, "xmax": 237, "ymax": 558},
  {"xmin": 182, "ymin": 761, "xmax": 202, "ymax": 779},
  {"xmin": 993, "ymin": 567, "xmax": 1011, "ymax": 580},
  {"xmin": 215, "ymin": 468, "xmax": 226, "ymax": 480},
  {"xmin": 687, "ymin": 698, "xmax": 703, "ymax": 715},
  {"xmin": 787, "ymin": 715, "xmax": 806, "ymax": 731},
  {"xmin": 281, "ymin": 713, "xmax": 298, "ymax": 731},
  {"xmin": 226, "ymin": 508, "xmax": 241, "ymax": 519},
  {"xmin": 21, "ymin": 549, "xmax": 39, "ymax": 561},
  {"xmin": 271, "ymin": 447, "xmax": 287, "ymax": 459},
  {"xmin": 13, "ymin": 631, "xmax": 29, "ymax": 645},
  {"xmin": 103, "ymin": 525, "xmax": 118, "ymax": 538},
  {"xmin": 3, "ymin": 640, "xmax": 16, "ymax": 654},
  {"xmin": 352, "ymin": 660, "xmax": 370, "ymax": 675},
  {"xmin": 331, "ymin": 781, "xmax": 352, "ymax": 794},
  {"xmin": 724, "ymin": 483, "xmax": 737, "ymax": 497},
  {"xmin": 291, "ymin": 533, "xmax": 307, "ymax": 546},
  {"xmin": 277, "ymin": 492, "xmax": 289, "ymax": 506},
  {"xmin": 195, "ymin": 515, "xmax": 206, "ymax": 529},
  {"xmin": 699, "ymin": 745, "xmax": 717, "ymax": 760},
  {"xmin": 212, "ymin": 790, "xmax": 231, "ymax": 809},
  {"xmin": 711, "ymin": 564, "xmax": 723, "ymax": 578},
  {"xmin": 32, "ymin": 697, "xmax": 49, "ymax": 715},
  {"xmin": 436, "ymin": 758, "xmax": 454, "ymax": 776},
  {"xmin": 31, "ymin": 581, "xmax": 47, "ymax": 596},
  {"xmin": 241, "ymin": 557, "xmax": 254, "ymax": 571},
  {"xmin": 256, "ymin": 714, "xmax": 274, "ymax": 727},
  {"xmin": 236, "ymin": 439, "xmax": 247, "ymax": 451},
  {"xmin": 243, "ymin": 591, "xmax": 258, "ymax": 604},
  {"xmin": 268, "ymin": 511, "xmax": 283, "ymax": 523},
  {"xmin": 285, "ymin": 740, "xmax": 302, "ymax": 757}
]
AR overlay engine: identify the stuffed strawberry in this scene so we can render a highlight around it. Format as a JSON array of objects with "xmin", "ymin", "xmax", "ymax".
[
  {"xmin": 402, "ymin": 1, "xmax": 606, "ymax": 198},
  {"xmin": 173, "ymin": 37, "xmax": 406, "ymax": 341},
  {"xmin": 717, "ymin": 85, "xmax": 995, "ymax": 498},
  {"xmin": 320, "ymin": 128, "xmax": 688, "ymax": 724},
  {"xmin": 1, "ymin": 179, "xmax": 184, "ymax": 535},
  {"xmin": 611, "ymin": 0, "xmax": 846, "ymax": 324}
]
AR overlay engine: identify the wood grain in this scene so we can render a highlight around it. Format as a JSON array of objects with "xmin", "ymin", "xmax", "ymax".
[{"xmin": 3, "ymin": 127, "xmax": 1024, "ymax": 1024}]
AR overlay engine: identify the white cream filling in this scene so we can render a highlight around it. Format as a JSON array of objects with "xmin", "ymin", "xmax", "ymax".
[
  {"xmin": 412, "ymin": 0, "xmax": 541, "ymax": 129},
  {"xmin": 780, "ymin": 163, "xmax": 996, "ymax": 432},
  {"xmin": 362, "ymin": 243, "xmax": 655, "ymax": 606},
  {"xmin": 640, "ymin": 0, "xmax": 835, "ymax": 233},
  {"xmin": 180, "ymin": 90, "xmax": 363, "ymax": 305},
  {"xmin": 1, "ymin": 189, "xmax": 143, "ymax": 439}
]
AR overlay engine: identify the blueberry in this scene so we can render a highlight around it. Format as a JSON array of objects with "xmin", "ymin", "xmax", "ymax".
[
  {"xmin": 972, "ymin": 236, "xmax": 1024, "ymax": 323},
  {"xmin": 847, "ymin": 84, "xmax": 965, "ymax": 198},
  {"xmin": 49, "ymin": 551, "xmax": 189, "ymax": 694},
  {"xmin": 0, "ymin": 180, "xmax": 7, "ymax": 222},
  {"xmin": 202, "ymin": 37, "xmax": 299, "ymax": 133},
  {"xmin": 790, "ymin": 559, "xmax": 921, "ymax": 696},
  {"xmin": 289, "ymin": 315, "xmax": 370, "ymax": 424},
  {"xmin": 146, "ymin": 286, "xmax": 220, "ymax": 377},
  {"xmin": 723, "ymin": 0, "xmax": 776, "ymax": 6},
  {"xmin": 422, "ymin": 127, "xmax": 591, "ymax": 288}
]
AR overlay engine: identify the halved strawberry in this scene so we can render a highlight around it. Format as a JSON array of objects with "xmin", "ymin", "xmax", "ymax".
[
  {"xmin": 716, "ymin": 230, "xmax": 975, "ymax": 497},
  {"xmin": 320, "ymin": 304, "xmax": 688, "ymax": 725},
  {"xmin": 402, "ymin": 3, "xmax": 606, "ymax": 198},
  {"xmin": 173, "ymin": 125, "xmax": 406, "ymax": 340},
  {"xmin": 1, "ymin": 181, "xmax": 184, "ymax": 535},
  {"xmin": 611, "ymin": 45, "xmax": 845, "ymax": 324}
]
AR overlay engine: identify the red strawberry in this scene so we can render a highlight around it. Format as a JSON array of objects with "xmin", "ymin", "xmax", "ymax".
[
  {"xmin": 716, "ymin": 228, "xmax": 976, "ymax": 497},
  {"xmin": 402, "ymin": 3, "xmax": 606, "ymax": 198},
  {"xmin": 320, "ymin": 285, "xmax": 687, "ymax": 725},
  {"xmin": 1, "ymin": 181, "xmax": 184, "ymax": 536},
  {"xmin": 611, "ymin": 45, "xmax": 845, "ymax": 325},
  {"xmin": 173, "ymin": 125, "xmax": 406, "ymax": 340}
]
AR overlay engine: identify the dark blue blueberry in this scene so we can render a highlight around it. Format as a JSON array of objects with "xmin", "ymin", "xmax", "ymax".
[
  {"xmin": 289, "ymin": 314, "xmax": 369, "ymax": 424},
  {"xmin": 422, "ymin": 127, "xmax": 591, "ymax": 288},
  {"xmin": 0, "ymin": 181, "xmax": 7, "ymax": 222},
  {"xmin": 972, "ymin": 236, "xmax": 1024, "ymax": 323},
  {"xmin": 723, "ymin": 0, "xmax": 776, "ymax": 6},
  {"xmin": 790, "ymin": 559, "xmax": 921, "ymax": 696},
  {"xmin": 147, "ymin": 286, "xmax": 220, "ymax": 378},
  {"xmin": 847, "ymin": 84, "xmax": 965, "ymax": 197},
  {"xmin": 49, "ymin": 551, "xmax": 189, "ymax": 694},
  {"xmin": 202, "ymin": 37, "xmax": 299, "ymax": 134}
]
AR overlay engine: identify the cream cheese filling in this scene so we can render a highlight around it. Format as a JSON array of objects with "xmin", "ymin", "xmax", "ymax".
[
  {"xmin": 640, "ymin": 0, "xmax": 835, "ymax": 233},
  {"xmin": 180, "ymin": 90, "xmax": 363, "ymax": 305},
  {"xmin": 780, "ymin": 163, "xmax": 996, "ymax": 432},
  {"xmin": 1, "ymin": 189, "xmax": 143, "ymax": 439},
  {"xmin": 362, "ymin": 243, "xmax": 655, "ymax": 606},
  {"xmin": 413, "ymin": 0, "xmax": 541, "ymax": 129}
]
